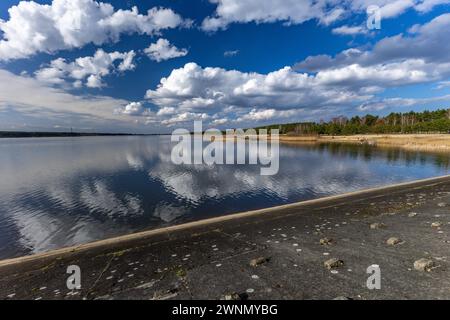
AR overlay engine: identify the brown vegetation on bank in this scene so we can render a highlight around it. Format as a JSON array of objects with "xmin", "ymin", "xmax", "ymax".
[{"xmin": 279, "ymin": 134, "xmax": 450, "ymax": 152}]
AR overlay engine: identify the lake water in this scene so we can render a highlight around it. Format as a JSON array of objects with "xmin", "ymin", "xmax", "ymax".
[{"xmin": 0, "ymin": 136, "xmax": 449, "ymax": 259}]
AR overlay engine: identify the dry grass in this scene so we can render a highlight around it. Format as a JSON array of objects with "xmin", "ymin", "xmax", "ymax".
[
  {"xmin": 279, "ymin": 134, "xmax": 450, "ymax": 152},
  {"xmin": 212, "ymin": 133, "xmax": 450, "ymax": 152}
]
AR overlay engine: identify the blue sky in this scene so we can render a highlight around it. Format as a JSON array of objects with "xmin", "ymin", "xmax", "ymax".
[{"xmin": 0, "ymin": 0, "xmax": 449, "ymax": 133}]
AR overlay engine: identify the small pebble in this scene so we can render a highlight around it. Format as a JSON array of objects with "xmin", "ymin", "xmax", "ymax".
[
  {"xmin": 387, "ymin": 237, "xmax": 402, "ymax": 246},
  {"xmin": 432, "ymin": 222, "xmax": 442, "ymax": 228},
  {"xmin": 250, "ymin": 257, "xmax": 270, "ymax": 267},
  {"xmin": 414, "ymin": 258, "xmax": 435, "ymax": 272},
  {"xmin": 320, "ymin": 238, "xmax": 334, "ymax": 246},
  {"xmin": 370, "ymin": 223, "xmax": 386, "ymax": 230},
  {"xmin": 224, "ymin": 293, "xmax": 245, "ymax": 301},
  {"xmin": 324, "ymin": 258, "xmax": 344, "ymax": 270}
]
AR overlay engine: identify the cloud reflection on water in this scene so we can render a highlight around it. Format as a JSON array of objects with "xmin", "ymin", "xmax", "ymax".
[{"xmin": 0, "ymin": 136, "xmax": 448, "ymax": 258}]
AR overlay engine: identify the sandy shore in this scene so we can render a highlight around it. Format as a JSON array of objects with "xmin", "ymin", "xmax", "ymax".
[
  {"xmin": 277, "ymin": 134, "xmax": 450, "ymax": 152},
  {"xmin": 1, "ymin": 175, "xmax": 449, "ymax": 300}
]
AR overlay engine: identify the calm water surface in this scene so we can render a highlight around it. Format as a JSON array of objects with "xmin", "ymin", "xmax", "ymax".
[{"xmin": 0, "ymin": 136, "xmax": 449, "ymax": 259}]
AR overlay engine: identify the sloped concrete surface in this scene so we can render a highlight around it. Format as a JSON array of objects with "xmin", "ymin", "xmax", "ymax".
[{"xmin": 0, "ymin": 176, "xmax": 449, "ymax": 300}]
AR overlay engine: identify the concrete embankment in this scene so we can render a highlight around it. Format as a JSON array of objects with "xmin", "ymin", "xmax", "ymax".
[{"xmin": 0, "ymin": 175, "xmax": 450, "ymax": 300}]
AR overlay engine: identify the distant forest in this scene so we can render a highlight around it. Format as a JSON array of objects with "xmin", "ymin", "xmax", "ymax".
[
  {"xmin": 255, "ymin": 109, "xmax": 450, "ymax": 135},
  {"xmin": 0, "ymin": 132, "xmax": 136, "ymax": 138}
]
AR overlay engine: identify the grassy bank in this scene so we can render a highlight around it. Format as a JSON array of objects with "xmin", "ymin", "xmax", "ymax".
[{"xmin": 279, "ymin": 134, "xmax": 450, "ymax": 152}]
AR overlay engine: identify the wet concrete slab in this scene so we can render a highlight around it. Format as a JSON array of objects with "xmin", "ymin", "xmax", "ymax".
[{"xmin": 0, "ymin": 176, "xmax": 449, "ymax": 300}]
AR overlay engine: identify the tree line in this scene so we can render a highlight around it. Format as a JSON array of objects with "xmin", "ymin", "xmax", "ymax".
[{"xmin": 255, "ymin": 109, "xmax": 450, "ymax": 135}]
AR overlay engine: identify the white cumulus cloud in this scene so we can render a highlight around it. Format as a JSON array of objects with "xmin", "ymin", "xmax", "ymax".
[
  {"xmin": 116, "ymin": 102, "xmax": 148, "ymax": 116},
  {"xmin": 35, "ymin": 49, "xmax": 136, "ymax": 88},
  {"xmin": 0, "ymin": 0, "xmax": 189, "ymax": 60},
  {"xmin": 146, "ymin": 59, "xmax": 438, "ymax": 117},
  {"xmin": 145, "ymin": 14, "xmax": 450, "ymax": 126},
  {"xmin": 201, "ymin": 0, "xmax": 449, "ymax": 32},
  {"xmin": 144, "ymin": 38, "xmax": 188, "ymax": 62},
  {"xmin": 237, "ymin": 108, "xmax": 300, "ymax": 122},
  {"xmin": 296, "ymin": 13, "xmax": 450, "ymax": 73},
  {"xmin": 201, "ymin": 0, "xmax": 345, "ymax": 32},
  {"xmin": 0, "ymin": 68, "xmax": 146, "ymax": 131},
  {"xmin": 161, "ymin": 112, "xmax": 210, "ymax": 126},
  {"xmin": 332, "ymin": 25, "xmax": 367, "ymax": 35}
]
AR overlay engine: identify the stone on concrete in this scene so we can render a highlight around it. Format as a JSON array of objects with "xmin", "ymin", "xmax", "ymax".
[
  {"xmin": 320, "ymin": 238, "xmax": 334, "ymax": 246},
  {"xmin": 414, "ymin": 258, "xmax": 435, "ymax": 272},
  {"xmin": 387, "ymin": 237, "xmax": 402, "ymax": 246},
  {"xmin": 324, "ymin": 258, "xmax": 344, "ymax": 270},
  {"xmin": 431, "ymin": 222, "xmax": 442, "ymax": 228},
  {"xmin": 370, "ymin": 223, "xmax": 386, "ymax": 229},
  {"xmin": 250, "ymin": 257, "xmax": 270, "ymax": 267}
]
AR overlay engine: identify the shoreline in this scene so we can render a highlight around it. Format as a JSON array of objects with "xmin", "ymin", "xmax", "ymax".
[
  {"xmin": 0, "ymin": 132, "xmax": 171, "ymax": 139},
  {"xmin": 1, "ymin": 132, "xmax": 449, "ymax": 154},
  {"xmin": 277, "ymin": 134, "xmax": 450, "ymax": 153},
  {"xmin": 1, "ymin": 175, "xmax": 450, "ymax": 300},
  {"xmin": 214, "ymin": 133, "xmax": 450, "ymax": 153}
]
